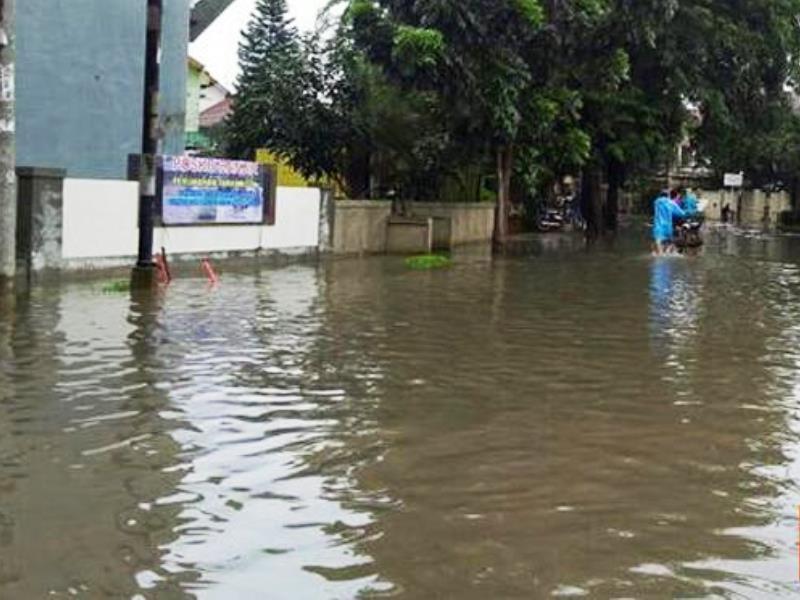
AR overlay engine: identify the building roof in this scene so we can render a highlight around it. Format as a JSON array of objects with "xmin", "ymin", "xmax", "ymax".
[
  {"xmin": 199, "ymin": 96, "xmax": 233, "ymax": 128},
  {"xmin": 188, "ymin": 56, "xmax": 205, "ymax": 72},
  {"xmin": 190, "ymin": 0, "xmax": 238, "ymax": 41}
]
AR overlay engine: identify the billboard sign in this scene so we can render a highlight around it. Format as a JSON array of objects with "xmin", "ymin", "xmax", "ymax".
[
  {"xmin": 723, "ymin": 172, "xmax": 744, "ymax": 188},
  {"xmin": 158, "ymin": 156, "xmax": 275, "ymax": 226}
]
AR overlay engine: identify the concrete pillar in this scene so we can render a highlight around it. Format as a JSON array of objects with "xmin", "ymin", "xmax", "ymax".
[
  {"xmin": 15, "ymin": 167, "xmax": 65, "ymax": 275},
  {"xmin": 318, "ymin": 188, "xmax": 334, "ymax": 253},
  {"xmin": 0, "ymin": 0, "xmax": 15, "ymax": 284}
]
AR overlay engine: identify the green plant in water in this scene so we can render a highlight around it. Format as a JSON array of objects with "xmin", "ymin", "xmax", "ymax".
[
  {"xmin": 101, "ymin": 280, "xmax": 130, "ymax": 294},
  {"xmin": 405, "ymin": 254, "xmax": 452, "ymax": 271}
]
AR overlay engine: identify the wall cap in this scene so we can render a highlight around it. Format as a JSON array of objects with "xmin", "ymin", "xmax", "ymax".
[
  {"xmin": 388, "ymin": 217, "xmax": 431, "ymax": 226},
  {"xmin": 16, "ymin": 167, "xmax": 68, "ymax": 179},
  {"xmin": 336, "ymin": 200, "xmax": 392, "ymax": 208},
  {"xmin": 410, "ymin": 202, "xmax": 494, "ymax": 210}
]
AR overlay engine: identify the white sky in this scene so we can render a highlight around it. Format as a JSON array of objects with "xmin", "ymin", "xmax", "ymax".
[{"xmin": 190, "ymin": 0, "xmax": 332, "ymax": 90}]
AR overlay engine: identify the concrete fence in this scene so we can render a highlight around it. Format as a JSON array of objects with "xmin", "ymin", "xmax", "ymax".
[
  {"xmin": 331, "ymin": 200, "xmax": 393, "ymax": 255},
  {"xmin": 700, "ymin": 189, "xmax": 791, "ymax": 228},
  {"xmin": 14, "ymin": 172, "xmax": 497, "ymax": 277},
  {"xmin": 329, "ymin": 200, "xmax": 496, "ymax": 255},
  {"xmin": 408, "ymin": 202, "xmax": 495, "ymax": 248}
]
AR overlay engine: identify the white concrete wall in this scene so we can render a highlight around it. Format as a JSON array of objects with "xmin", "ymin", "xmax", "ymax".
[
  {"xmin": 63, "ymin": 178, "xmax": 140, "ymax": 259},
  {"xmin": 62, "ymin": 179, "xmax": 321, "ymax": 266}
]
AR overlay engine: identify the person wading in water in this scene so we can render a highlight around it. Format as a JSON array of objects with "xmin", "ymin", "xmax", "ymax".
[{"xmin": 652, "ymin": 189, "xmax": 687, "ymax": 255}]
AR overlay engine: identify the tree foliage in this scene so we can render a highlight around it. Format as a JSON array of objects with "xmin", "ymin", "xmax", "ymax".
[{"xmin": 225, "ymin": 0, "xmax": 800, "ymax": 237}]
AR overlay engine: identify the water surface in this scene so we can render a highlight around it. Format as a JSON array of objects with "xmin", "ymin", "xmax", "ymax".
[{"xmin": 2, "ymin": 228, "xmax": 800, "ymax": 598}]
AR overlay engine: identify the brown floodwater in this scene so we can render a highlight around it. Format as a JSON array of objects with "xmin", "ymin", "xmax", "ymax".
[{"xmin": 3, "ymin": 227, "xmax": 800, "ymax": 598}]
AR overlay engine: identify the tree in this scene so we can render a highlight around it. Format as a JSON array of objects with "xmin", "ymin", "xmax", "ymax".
[
  {"xmin": 680, "ymin": 0, "xmax": 800, "ymax": 187},
  {"xmin": 349, "ymin": 0, "xmax": 547, "ymax": 243},
  {"xmin": 226, "ymin": 0, "xmax": 450, "ymax": 198},
  {"xmin": 534, "ymin": 0, "xmax": 800, "ymax": 236},
  {"xmin": 229, "ymin": 0, "xmax": 800, "ymax": 240},
  {"xmin": 226, "ymin": 0, "xmax": 339, "ymax": 180}
]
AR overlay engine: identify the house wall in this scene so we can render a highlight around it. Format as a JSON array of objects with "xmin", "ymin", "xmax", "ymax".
[
  {"xmin": 255, "ymin": 150, "xmax": 315, "ymax": 188},
  {"xmin": 17, "ymin": 0, "xmax": 189, "ymax": 179},
  {"xmin": 199, "ymin": 82, "xmax": 228, "ymax": 114},
  {"xmin": 61, "ymin": 180, "xmax": 321, "ymax": 268}
]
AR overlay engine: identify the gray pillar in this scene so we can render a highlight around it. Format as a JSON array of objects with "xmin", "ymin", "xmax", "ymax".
[
  {"xmin": 318, "ymin": 188, "xmax": 334, "ymax": 253},
  {"xmin": 15, "ymin": 167, "xmax": 65, "ymax": 276},
  {"xmin": 0, "ymin": 0, "xmax": 15, "ymax": 283}
]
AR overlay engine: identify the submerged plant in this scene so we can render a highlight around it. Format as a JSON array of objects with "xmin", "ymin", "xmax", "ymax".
[
  {"xmin": 405, "ymin": 254, "xmax": 452, "ymax": 271},
  {"xmin": 101, "ymin": 280, "xmax": 131, "ymax": 294}
]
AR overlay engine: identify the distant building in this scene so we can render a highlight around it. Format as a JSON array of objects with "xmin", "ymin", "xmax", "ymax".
[
  {"xmin": 200, "ymin": 97, "xmax": 233, "ymax": 130},
  {"xmin": 185, "ymin": 57, "xmax": 230, "ymax": 152},
  {"xmin": 199, "ymin": 77, "xmax": 229, "ymax": 115}
]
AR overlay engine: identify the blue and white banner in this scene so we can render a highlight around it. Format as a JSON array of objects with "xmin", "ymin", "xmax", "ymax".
[{"xmin": 159, "ymin": 156, "xmax": 270, "ymax": 225}]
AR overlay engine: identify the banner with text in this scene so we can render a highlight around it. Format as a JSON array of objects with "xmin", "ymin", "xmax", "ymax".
[{"xmin": 159, "ymin": 156, "xmax": 271, "ymax": 225}]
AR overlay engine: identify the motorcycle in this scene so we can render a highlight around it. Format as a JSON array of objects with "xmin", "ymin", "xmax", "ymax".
[
  {"xmin": 673, "ymin": 215, "xmax": 704, "ymax": 251},
  {"xmin": 535, "ymin": 202, "xmax": 566, "ymax": 232}
]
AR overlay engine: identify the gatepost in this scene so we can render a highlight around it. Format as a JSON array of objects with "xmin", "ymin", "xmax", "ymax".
[{"xmin": 15, "ymin": 166, "xmax": 66, "ymax": 277}]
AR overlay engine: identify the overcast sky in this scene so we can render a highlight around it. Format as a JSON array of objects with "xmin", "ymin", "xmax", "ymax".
[{"xmin": 190, "ymin": 0, "xmax": 331, "ymax": 89}]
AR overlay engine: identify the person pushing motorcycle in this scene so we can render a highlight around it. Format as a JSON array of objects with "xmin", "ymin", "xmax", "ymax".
[{"xmin": 652, "ymin": 189, "xmax": 687, "ymax": 255}]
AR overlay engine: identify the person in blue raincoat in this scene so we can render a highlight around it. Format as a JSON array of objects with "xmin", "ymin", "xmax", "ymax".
[
  {"xmin": 652, "ymin": 189, "xmax": 686, "ymax": 254},
  {"xmin": 681, "ymin": 188, "xmax": 699, "ymax": 216}
]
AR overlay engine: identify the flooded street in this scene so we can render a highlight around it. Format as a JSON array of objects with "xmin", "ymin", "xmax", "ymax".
[{"xmin": 3, "ymin": 229, "xmax": 800, "ymax": 598}]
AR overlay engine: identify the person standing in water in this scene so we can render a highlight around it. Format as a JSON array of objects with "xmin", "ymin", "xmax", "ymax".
[{"xmin": 652, "ymin": 189, "xmax": 687, "ymax": 254}]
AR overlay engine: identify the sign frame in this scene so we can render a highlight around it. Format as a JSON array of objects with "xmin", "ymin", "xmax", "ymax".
[{"xmin": 155, "ymin": 156, "xmax": 277, "ymax": 227}]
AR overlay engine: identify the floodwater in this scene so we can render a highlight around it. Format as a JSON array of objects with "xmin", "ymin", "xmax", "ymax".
[{"xmin": 3, "ymin": 228, "xmax": 800, "ymax": 599}]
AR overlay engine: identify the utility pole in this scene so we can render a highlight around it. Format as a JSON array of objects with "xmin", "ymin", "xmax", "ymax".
[
  {"xmin": 0, "ymin": 0, "xmax": 15, "ymax": 286},
  {"xmin": 132, "ymin": 0, "xmax": 162, "ymax": 288}
]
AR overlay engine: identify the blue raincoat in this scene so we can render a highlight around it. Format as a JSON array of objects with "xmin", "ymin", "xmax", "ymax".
[
  {"xmin": 653, "ymin": 194, "xmax": 686, "ymax": 242},
  {"xmin": 683, "ymin": 193, "xmax": 699, "ymax": 215}
]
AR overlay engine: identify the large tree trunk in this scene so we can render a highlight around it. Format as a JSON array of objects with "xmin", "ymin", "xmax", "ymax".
[
  {"xmin": 604, "ymin": 158, "xmax": 624, "ymax": 232},
  {"xmin": 494, "ymin": 145, "xmax": 513, "ymax": 246},
  {"xmin": 345, "ymin": 147, "xmax": 371, "ymax": 199},
  {"xmin": 581, "ymin": 166, "xmax": 604, "ymax": 241}
]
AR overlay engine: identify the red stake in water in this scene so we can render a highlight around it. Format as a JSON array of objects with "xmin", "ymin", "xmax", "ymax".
[
  {"xmin": 201, "ymin": 258, "xmax": 219, "ymax": 286},
  {"xmin": 160, "ymin": 247, "xmax": 172, "ymax": 283},
  {"xmin": 155, "ymin": 248, "xmax": 172, "ymax": 284}
]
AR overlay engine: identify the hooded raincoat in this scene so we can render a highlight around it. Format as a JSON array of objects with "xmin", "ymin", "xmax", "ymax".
[{"xmin": 653, "ymin": 194, "xmax": 686, "ymax": 243}]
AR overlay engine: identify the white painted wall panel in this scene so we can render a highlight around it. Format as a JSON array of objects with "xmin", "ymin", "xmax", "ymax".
[
  {"xmin": 63, "ymin": 179, "xmax": 139, "ymax": 259},
  {"xmin": 62, "ymin": 181, "xmax": 320, "ymax": 264},
  {"xmin": 265, "ymin": 187, "xmax": 321, "ymax": 249},
  {"xmin": 154, "ymin": 187, "xmax": 320, "ymax": 253}
]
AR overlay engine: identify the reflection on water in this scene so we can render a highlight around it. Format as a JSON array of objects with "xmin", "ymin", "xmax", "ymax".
[{"xmin": 2, "ymin": 231, "xmax": 800, "ymax": 598}]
